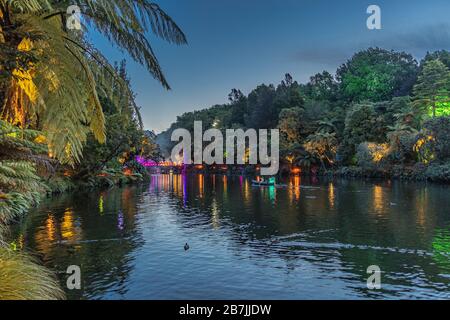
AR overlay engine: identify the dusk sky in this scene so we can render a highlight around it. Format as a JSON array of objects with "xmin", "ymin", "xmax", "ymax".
[{"xmin": 88, "ymin": 0, "xmax": 450, "ymax": 132}]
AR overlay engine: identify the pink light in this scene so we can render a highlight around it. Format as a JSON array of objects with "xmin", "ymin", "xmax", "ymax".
[
  {"xmin": 135, "ymin": 156, "xmax": 182, "ymax": 168},
  {"xmin": 136, "ymin": 156, "xmax": 158, "ymax": 167}
]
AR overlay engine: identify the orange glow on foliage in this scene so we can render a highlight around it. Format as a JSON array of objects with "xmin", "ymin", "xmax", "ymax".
[
  {"xmin": 34, "ymin": 135, "xmax": 47, "ymax": 144},
  {"xmin": 123, "ymin": 168, "xmax": 133, "ymax": 176},
  {"xmin": 367, "ymin": 143, "xmax": 390, "ymax": 163}
]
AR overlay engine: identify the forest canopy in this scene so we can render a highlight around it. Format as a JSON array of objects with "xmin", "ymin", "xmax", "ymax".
[{"xmin": 159, "ymin": 47, "xmax": 450, "ymax": 180}]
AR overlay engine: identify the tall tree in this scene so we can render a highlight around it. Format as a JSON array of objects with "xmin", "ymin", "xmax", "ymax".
[
  {"xmin": 413, "ymin": 59, "xmax": 450, "ymax": 118},
  {"xmin": 422, "ymin": 50, "xmax": 450, "ymax": 70},
  {"xmin": 228, "ymin": 88, "xmax": 247, "ymax": 126},
  {"xmin": 337, "ymin": 48, "xmax": 419, "ymax": 102},
  {"xmin": 304, "ymin": 132, "xmax": 338, "ymax": 171},
  {"xmin": 305, "ymin": 71, "xmax": 339, "ymax": 102},
  {"xmin": 245, "ymin": 84, "xmax": 277, "ymax": 129},
  {"xmin": 278, "ymin": 107, "xmax": 305, "ymax": 144}
]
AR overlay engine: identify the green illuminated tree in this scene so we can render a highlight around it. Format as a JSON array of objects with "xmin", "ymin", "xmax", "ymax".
[
  {"xmin": 413, "ymin": 59, "xmax": 450, "ymax": 118},
  {"xmin": 337, "ymin": 48, "xmax": 419, "ymax": 103}
]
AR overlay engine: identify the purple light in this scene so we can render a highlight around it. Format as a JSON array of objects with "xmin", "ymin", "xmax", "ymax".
[
  {"xmin": 136, "ymin": 156, "xmax": 158, "ymax": 167},
  {"xmin": 135, "ymin": 156, "xmax": 182, "ymax": 168},
  {"xmin": 117, "ymin": 210, "xmax": 124, "ymax": 231},
  {"xmin": 183, "ymin": 173, "xmax": 187, "ymax": 207}
]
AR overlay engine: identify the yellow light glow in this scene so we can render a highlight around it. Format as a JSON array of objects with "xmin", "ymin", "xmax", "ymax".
[
  {"xmin": 34, "ymin": 135, "xmax": 47, "ymax": 144},
  {"xmin": 45, "ymin": 215, "xmax": 56, "ymax": 242},
  {"xmin": 13, "ymin": 38, "xmax": 38, "ymax": 103},
  {"xmin": 414, "ymin": 135, "xmax": 435, "ymax": 164},
  {"xmin": 99, "ymin": 195, "xmax": 104, "ymax": 214},
  {"xmin": 199, "ymin": 174, "xmax": 204, "ymax": 198},
  {"xmin": 328, "ymin": 182, "xmax": 335, "ymax": 209},
  {"xmin": 373, "ymin": 185, "xmax": 384, "ymax": 214},
  {"xmin": 61, "ymin": 208, "xmax": 75, "ymax": 240},
  {"xmin": 0, "ymin": 11, "xmax": 4, "ymax": 43},
  {"xmin": 367, "ymin": 143, "xmax": 390, "ymax": 163},
  {"xmin": 286, "ymin": 155, "xmax": 295, "ymax": 164},
  {"xmin": 292, "ymin": 176, "xmax": 301, "ymax": 201}
]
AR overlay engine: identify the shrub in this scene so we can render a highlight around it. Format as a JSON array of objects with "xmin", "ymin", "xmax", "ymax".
[
  {"xmin": 398, "ymin": 133, "xmax": 420, "ymax": 164},
  {"xmin": 425, "ymin": 163, "xmax": 450, "ymax": 183},
  {"xmin": 46, "ymin": 177, "xmax": 75, "ymax": 195},
  {"xmin": 356, "ymin": 142, "xmax": 390, "ymax": 169},
  {"xmin": 0, "ymin": 249, "xmax": 65, "ymax": 300},
  {"xmin": 419, "ymin": 116, "xmax": 450, "ymax": 161}
]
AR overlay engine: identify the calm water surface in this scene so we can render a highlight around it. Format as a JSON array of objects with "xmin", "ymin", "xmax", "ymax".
[{"xmin": 12, "ymin": 175, "xmax": 450, "ymax": 299}]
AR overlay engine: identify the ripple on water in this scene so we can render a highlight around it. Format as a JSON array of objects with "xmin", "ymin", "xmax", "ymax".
[{"xmin": 11, "ymin": 176, "xmax": 450, "ymax": 299}]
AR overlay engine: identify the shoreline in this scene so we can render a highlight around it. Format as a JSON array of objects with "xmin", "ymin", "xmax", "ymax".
[{"xmin": 145, "ymin": 164, "xmax": 450, "ymax": 185}]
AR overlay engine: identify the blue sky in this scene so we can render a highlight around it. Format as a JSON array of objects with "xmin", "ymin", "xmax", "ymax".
[{"xmin": 89, "ymin": 0, "xmax": 450, "ymax": 132}]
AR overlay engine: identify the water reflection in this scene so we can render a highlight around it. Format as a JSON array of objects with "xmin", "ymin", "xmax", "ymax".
[
  {"xmin": 328, "ymin": 182, "xmax": 335, "ymax": 209},
  {"xmin": 372, "ymin": 185, "xmax": 385, "ymax": 215},
  {"xmin": 12, "ymin": 175, "xmax": 450, "ymax": 299}
]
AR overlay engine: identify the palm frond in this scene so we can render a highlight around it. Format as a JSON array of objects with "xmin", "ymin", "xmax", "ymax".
[{"xmin": 1, "ymin": 0, "xmax": 185, "ymax": 164}]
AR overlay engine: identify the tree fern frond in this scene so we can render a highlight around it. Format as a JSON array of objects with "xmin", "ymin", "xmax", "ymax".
[
  {"xmin": 2, "ymin": 1, "xmax": 185, "ymax": 164},
  {"xmin": 1, "ymin": 0, "xmax": 52, "ymax": 14},
  {"xmin": 135, "ymin": 1, "xmax": 187, "ymax": 45}
]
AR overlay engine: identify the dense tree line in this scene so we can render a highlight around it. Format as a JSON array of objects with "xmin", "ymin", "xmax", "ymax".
[{"xmin": 160, "ymin": 48, "xmax": 450, "ymax": 180}]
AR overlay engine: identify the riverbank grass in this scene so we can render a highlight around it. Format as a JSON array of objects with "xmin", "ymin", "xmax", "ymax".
[{"xmin": 0, "ymin": 249, "xmax": 65, "ymax": 300}]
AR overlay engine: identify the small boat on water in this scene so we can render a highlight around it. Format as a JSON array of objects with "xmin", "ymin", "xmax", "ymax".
[
  {"xmin": 252, "ymin": 180, "xmax": 275, "ymax": 186},
  {"xmin": 252, "ymin": 177, "xmax": 276, "ymax": 186}
]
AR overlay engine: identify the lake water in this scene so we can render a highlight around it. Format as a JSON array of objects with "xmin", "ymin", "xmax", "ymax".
[{"xmin": 11, "ymin": 174, "xmax": 450, "ymax": 300}]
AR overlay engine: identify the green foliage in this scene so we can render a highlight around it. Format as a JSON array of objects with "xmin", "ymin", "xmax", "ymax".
[
  {"xmin": 387, "ymin": 124, "xmax": 418, "ymax": 164},
  {"xmin": 0, "ymin": 120, "xmax": 48, "ymax": 161},
  {"xmin": 413, "ymin": 59, "xmax": 450, "ymax": 118},
  {"xmin": 424, "ymin": 163, "xmax": 450, "ymax": 183},
  {"xmin": 1, "ymin": 0, "xmax": 186, "ymax": 164},
  {"xmin": 0, "ymin": 118, "xmax": 64, "ymax": 301},
  {"xmin": 278, "ymin": 107, "xmax": 305, "ymax": 145},
  {"xmin": 305, "ymin": 71, "xmax": 340, "ymax": 102},
  {"xmin": 337, "ymin": 48, "xmax": 419, "ymax": 102},
  {"xmin": 75, "ymin": 111, "xmax": 142, "ymax": 178},
  {"xmin": 342, "ymin": 103, "xmax": 387, "ymax": 162},
  {"xmin": 74, "ymin": 62, "xmax": 156, "ymax": 180},
  {"xmin": 277, "ymin": 106, "xmax": 309, "ymax": 169},
  {"xmin": 159, "ymin": 49, "xmax": 450, "ymax": 182},
  {"xmin": 45, "ymin": 176, "xmax": 75, "ymax": 194},
  {"xmin": 245, "ymin": 74, "xmax": 304, "ymax": 129},
  {"xmin": 245, "ymin": 84, "xmax": 278, "ymax": 129},
  {"xmin": 356, "ymin": 142, "xmax": 390, "ymax": 170},
  {"xmin": 228, "ymin": 88, "xmax": 247, "ymax": 126},
  {"xmin": 422, "ymin": 116, "xmax": 450, "ymax": 161},
  {"xmin": 422, "ymin": 50, "xmax": 450, "ymax": 69},
  {"xmin": 0, "ymin": 121, "xmax": 47, "ymax": 229},
  {"xmin": 304, "ymin": 132, "xmax": 338, "ymax": 170},
  {"xmin": 0, "ymin": 1, "xmax": 186, "ymax": 300},
  {"xmin": 0, "ymin": 248, "xmax": 65, "ymax": 300},
  {"xmin": 296, "ymin": 152, "xmax": 318, "ymax": 170}
]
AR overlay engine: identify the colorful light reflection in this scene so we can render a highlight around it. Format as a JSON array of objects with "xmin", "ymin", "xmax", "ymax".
[{"xmin": 135, "ymin": 156, "xmax": 181, "ymax": 168}]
